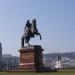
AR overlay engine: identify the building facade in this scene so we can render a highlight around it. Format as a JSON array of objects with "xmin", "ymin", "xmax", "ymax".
[
  {"xmin": 2, "ymin": 54, "xmax": 19, "ymax": 71},
  {"xmin": 0, "ymin": 42, "xmax": 2, "ymax": 71}
]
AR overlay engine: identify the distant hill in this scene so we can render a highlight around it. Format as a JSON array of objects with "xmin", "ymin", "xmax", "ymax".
[{"xmin": 43, "ymin": 52, "xmax": 75, "ymax": 60}]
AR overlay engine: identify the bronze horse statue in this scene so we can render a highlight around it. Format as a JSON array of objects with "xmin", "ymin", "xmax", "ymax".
[{"xmin": 21, "ymin": 19, "xmax": 42, "ymax": 47}]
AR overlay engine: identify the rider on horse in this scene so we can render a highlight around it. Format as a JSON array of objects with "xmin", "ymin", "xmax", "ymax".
[{"xmin": 24, "ymin": 20, "xmax": 32, "ymax": 36}]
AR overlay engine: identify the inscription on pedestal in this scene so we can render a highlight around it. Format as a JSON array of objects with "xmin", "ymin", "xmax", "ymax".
[{"xmin": 22, "ymin": 54, "xmax": 33, "ymax": 59}]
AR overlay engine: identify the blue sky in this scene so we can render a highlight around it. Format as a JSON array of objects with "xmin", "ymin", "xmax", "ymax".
[{"xmin": 0, "ymin": 0, "xmax": 75, "ymax": 56}]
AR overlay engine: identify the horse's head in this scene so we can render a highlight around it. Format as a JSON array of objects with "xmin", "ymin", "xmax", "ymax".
[{"xmin": 32, "ymin": 19, "xmax": 36, "ymax": 25}]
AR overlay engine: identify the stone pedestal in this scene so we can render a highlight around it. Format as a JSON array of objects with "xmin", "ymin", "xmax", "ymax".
[{"xmin": 18, "ymin": 45, "xmax": 44, "ymax": 72}]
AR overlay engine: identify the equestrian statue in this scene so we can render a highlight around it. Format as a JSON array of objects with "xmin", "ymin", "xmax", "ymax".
[{"xmin": 21, "ymin": 19, "xmax": 42, "ymax": 47}]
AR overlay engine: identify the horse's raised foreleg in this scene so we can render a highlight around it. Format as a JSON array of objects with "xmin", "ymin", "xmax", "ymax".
[{"xmin": 37, "ymin": 33, "xmax": 42, "ymax": 40}]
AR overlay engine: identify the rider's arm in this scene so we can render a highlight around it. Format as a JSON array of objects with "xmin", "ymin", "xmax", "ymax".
[{"xmin": 24, "ymin": 24, "xmax": 27, "ymax": 31}]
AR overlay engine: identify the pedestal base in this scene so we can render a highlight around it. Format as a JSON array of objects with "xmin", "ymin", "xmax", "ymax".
[{"xmin": 18, "ymin": 45, "xmax": 44, "ymax": 72}]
